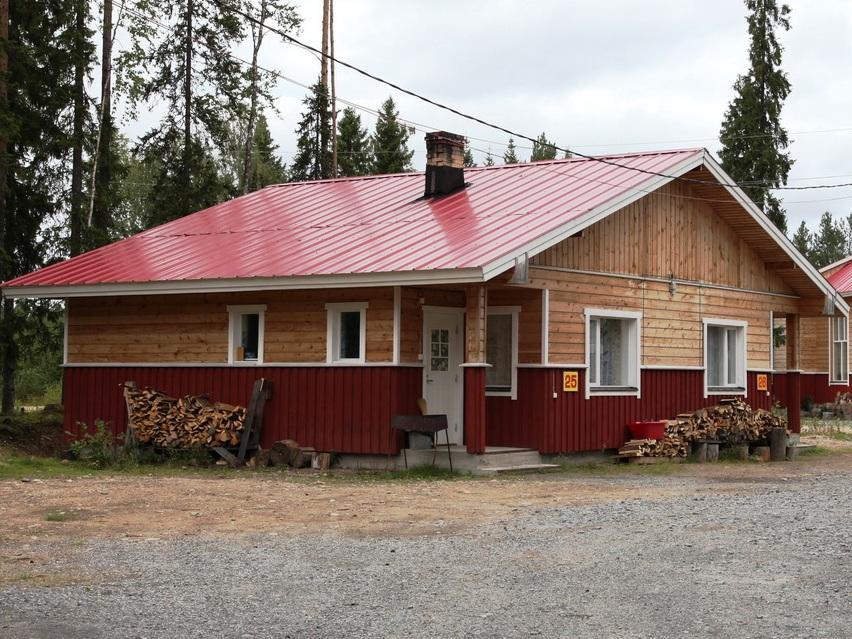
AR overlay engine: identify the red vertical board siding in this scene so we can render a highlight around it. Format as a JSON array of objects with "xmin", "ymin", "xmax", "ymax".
[
  {"xmin": 798, "ymin": 372, "xmax": 850, "ymax": 404},
  {"xmin": 786, "ymin": 371, "xmax": 801, "ymax": 434},
  {"xmin": 464, "ymin": 367, "xmax": 487, "ymax": 454},
  {"xmin": 63, "ymin": 366, "xmax": 421, "ymax": 455},
  {"xmin": 487, "ymin": 369, "xmax": 777, "ymax": 453}
]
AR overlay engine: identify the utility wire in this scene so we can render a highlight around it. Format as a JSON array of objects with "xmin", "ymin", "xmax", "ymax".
[{"xmin": 208, "ymin": 0, "xmax": 852, "ymax": 192}]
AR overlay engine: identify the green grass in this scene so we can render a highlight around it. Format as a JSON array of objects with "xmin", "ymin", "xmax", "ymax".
[
  {"xmin": 798, "ymin": 446, "xmax": 832, "ymax": 458},
  {"xmin": 555, "ymin": 459, "xmax": 683, "ymax": 476},
  {"xmin": 330, "ymin": 465, "xmax": 472, "ymax": 482},
  {"xmin": 44, "ymin": 511, "xmax": 77, "ymax": 522}
]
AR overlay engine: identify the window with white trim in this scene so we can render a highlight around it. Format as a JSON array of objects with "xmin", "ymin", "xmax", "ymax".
[
  {"xmin": 326, "ymin": 302, "xmax": 368, "ymax": 363},
  {"xmin": 228, "ymin": 305, "xmax": 266, "ymax": 364},
  {"xmin": 704, "ymin": 320, "xmax": 746, "ymax": 393},
  {"xmin": 486, "ymin": 307, "xmax": 519, "ymax": 397},
  {"xmin": 830, "ymin": 316, "xmax": 848, "ymax": 383},
  {"xmin": 587, "ymin": 310, "xmax": 640, "ymax": 392}
]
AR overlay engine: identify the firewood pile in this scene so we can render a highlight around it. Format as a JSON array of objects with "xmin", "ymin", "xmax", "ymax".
[
  {"xmin": 618, "ymin": 399, "xmax": 786, "ymax": 458},
  {"xmin": 124, "ymin": 385, "xmax": 247, "ymax": 448}
]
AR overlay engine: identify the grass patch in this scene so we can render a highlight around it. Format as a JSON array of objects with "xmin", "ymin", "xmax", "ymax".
[
  {"xmin": 555, "ymin": 460, "xmax": 683, "ymax": 476},
  {"xmin": 44, "ymin": 511, "xmax": 77, "ymax": 522},
  {"xmin": 798, "ymin": 446, "xmax": 832, "ymax": 458}
]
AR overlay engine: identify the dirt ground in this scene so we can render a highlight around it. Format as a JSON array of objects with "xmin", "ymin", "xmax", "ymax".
[{"xmin": 1, "ymin": 444, "xmax": 849, "ymax": 584}]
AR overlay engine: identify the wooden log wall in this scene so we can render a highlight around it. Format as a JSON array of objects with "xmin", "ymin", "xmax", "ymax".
[
  {"xmin": 67, "ymin": 288, "xmax": 395, "ymax": 364},
  {"xmin": 532, "ymin": 180, "xmax": 794, "ymax": 295},
  {"xmin": 530, "ymin": 267, "xmax": 798, "ymax": 370}
]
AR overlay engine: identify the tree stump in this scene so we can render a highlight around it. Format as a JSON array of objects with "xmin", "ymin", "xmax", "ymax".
[
  {"xmin": 690, "ymin": 441, "xmax": 708, "ymax": 463},
  {"xmin": 769, "ymin": 427, "xmax": 787, "ymax": 462},
  {"xmin": 706, "ymin": 443, "xmax": 719, "ymax": 462}
]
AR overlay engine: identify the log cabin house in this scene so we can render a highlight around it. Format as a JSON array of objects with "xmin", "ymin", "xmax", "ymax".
[
  {"xmin": 2, "ymin": 132, "xmax": 846, "ymax": 462},
  {"xmin": 785, "ymin": 256, "xmax": 852, "ymax": 404}
]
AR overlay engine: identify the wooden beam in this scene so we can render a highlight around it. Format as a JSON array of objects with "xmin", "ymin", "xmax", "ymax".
[{"xmin": 465, "ymin": 284, "xmax": 487, "ymax": 363}]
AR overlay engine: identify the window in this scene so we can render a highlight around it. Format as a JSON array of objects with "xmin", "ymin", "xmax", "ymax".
[
  {"xmin": 586, "ymin": 310, "xmax": 640, "ymax": 394},
  {"xmin": 228, "ymin": 305, "xmax": 266, "ymax": 364},
  {"xmin": 326, "ymin": 303, "xmax": 368, "ymax": 363},
  {"xmin": 704, "ymin": 320, "xmax": 746, "ymax": 394},
  {"xmin": 831, "ymin": 316, "xmax": 848, "ymax": 384},
  {"xmin": 486, "ymin": 307, "xmax": 519, "ymax": 397}
]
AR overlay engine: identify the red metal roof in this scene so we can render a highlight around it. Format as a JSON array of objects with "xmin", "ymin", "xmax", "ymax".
[
  {"xmin": 3, "ymin": 149, "xmax": 704, "ymax": 293},
  {"xmin": 826, "ymin": 259, "xmax": 852, "ymax": 295}
]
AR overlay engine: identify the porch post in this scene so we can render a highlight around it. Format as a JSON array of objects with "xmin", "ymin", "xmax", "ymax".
[
  {"xmin": 464, "ymin": 284, "xmax": 488, "ymax": 454},
  {"xmin": 785, "ymin": 313, "xmax": 801, "ymax": 434}
]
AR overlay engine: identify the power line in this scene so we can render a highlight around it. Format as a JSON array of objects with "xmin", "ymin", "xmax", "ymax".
[{"xmin": 208, "ymin": 0, "xmax": 852, "ymax": 193}]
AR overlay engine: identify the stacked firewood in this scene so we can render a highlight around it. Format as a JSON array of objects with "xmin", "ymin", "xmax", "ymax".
[
  {"xmin": 124, "ymin": 385, "xmax": 246, "ymax": 448},
  {"xmin": 619, "ymin": 399, "xmax": 786, "ymax": 458}
]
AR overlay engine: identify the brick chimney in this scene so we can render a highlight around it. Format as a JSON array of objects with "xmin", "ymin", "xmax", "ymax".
[{"xmin": 424, "ymin": 131, "xmax": 466, "ymax": 197}]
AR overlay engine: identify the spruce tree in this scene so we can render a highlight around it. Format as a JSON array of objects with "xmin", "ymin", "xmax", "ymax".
[
  {"xmin": 530, "ymin": 132, "xmax": 558, "ymax": 161},
  {"xmin": 463, "ymin": 144, "xmax": 476, "ymax": 168},
  {"xmin": 119, "ymin": 0, "xmax": 251, "ymax": 224},
  {"xmin": 0, "ymin": 0, "xmax": 77, "ymax": 411},
  {"xmin": 290, "ymin": 81, "xmax": 332, "ymax": 181},
  {"xmin": 810, "ymin": 212, "xmax": 847, "ymax": 268},
  {"xmin": 246, "ymin": 114, "xmax": 286, "ymax": 191},
  {"xmin": 503, "ymin": 138, "xmax": 520, "ymax": 164},
  {"xmin": 718, "ymin": 0, "xmax": 793, "ymax": 233},
  {"xmin": 791, "ymin": 220, "xmax": 813, "ymax": 261},
  {"xmin": 371, "ymin": 97, "xmax": 413, "ymax": 174},
  {"xmin": 483, "ymin": 148, "xmax": 495, "ymax": 167},
  {"xmin": 335, "ymin": 107, "xmax": 371, "ymax": 177}
]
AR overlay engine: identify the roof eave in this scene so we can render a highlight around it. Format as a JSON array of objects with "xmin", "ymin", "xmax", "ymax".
[{"xmin": 1, "ymin": 268, "xmax": 487, "ymax": 299}]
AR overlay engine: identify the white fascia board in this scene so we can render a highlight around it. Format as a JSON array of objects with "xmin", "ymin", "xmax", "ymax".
[
  {"xmin": 700, "ymin": 153, "xmax": 850, "ymax": 316},
  {"xmin": 480, "ymin": 151, "xmax": 705, "ymax": 281},
  {"xmin": 820, "ymin": 255, "xmax": 852, "ymax": 274},
  {"xmin": 1, "ymin": 268, "xmax": 486, "ymax": 299}
]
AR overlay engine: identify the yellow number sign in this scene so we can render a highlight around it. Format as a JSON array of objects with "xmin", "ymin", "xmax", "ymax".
[
  {"xmin": 563, "ymin": 371, "xmax": 579, "ymax": 392},
  {"xmin": 756, "ymin": 374, "xmax": 768, "ymax": 391}
]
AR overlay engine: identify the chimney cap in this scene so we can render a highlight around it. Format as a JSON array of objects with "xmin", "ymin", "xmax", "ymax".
[{"xmin": 425, "ymin": 131, "xmax": 466, "ymax": 148}]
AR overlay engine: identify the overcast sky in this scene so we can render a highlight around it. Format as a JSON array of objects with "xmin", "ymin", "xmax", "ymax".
[{"xmin": 133, "ymin": 1, "xmax": 852, "ymax": 232}]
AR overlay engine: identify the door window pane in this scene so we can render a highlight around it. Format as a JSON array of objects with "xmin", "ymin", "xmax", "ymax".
[
  {"xmin": 430, "ymin": 327, "xmax": 449, "ymax": 371},
  {"xmin": 486, "ymin": 314, "xmax": 512, "ymax": 391},
  {"xmin": 339, "ymin": 311, "xmax": 361, "ymax": 359}
]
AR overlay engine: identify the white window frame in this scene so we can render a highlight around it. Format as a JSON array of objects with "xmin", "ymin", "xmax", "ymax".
[
  {"xmin": 703, "ymin": 318, "xmax": 747, "ymax": 396},
  {"xmin": 584, "ymin": 308, "xmax": 642, "ymax": 398},
  {"xmin": 829, "ymin": 315, "xmax": 849, "ymax": 385},
  {"xmin": 326, "ymin": 302, "xmax": 368, "ymax": 364},
  {"xmin": 485, "ymin": 306, "xmax": 520, "ymax": 400},
  {"xmin": 227, "ymin": 304, "xmax": 266, "ymax": 365}
]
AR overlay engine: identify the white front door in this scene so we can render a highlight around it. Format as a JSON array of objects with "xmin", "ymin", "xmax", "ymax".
[{"xmin": 423, "ymin": 308, "xmax": 464, "ymax": 445}]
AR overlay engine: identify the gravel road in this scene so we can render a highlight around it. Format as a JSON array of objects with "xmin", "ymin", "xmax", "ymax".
[{"xmin": 2, "ymin": 468, "xmax": 851, "ymax": 639}]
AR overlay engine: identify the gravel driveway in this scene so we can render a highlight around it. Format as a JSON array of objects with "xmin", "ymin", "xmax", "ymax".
[{"xmin": 2, "ymin": 464, "xmax": 851, "ymax": 638}]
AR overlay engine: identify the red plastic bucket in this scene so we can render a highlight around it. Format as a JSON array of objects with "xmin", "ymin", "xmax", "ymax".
[{"xmin": 627, "ymin": 420, "xmax": 667, "ymax": 440}]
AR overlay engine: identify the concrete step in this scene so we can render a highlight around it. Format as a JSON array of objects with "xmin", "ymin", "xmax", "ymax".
[{"xmin": 476, "ymin": 463, "xmax": 561, "ymax": 475}]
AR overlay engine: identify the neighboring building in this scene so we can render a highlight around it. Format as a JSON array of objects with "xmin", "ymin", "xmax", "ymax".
[
  {"xmin": 2, "ymin": 133, "xmax": 845, "ymax": 458},
  {"xmin": 794, "ymin": 256, "xmax": 852, "ymax": 404}
]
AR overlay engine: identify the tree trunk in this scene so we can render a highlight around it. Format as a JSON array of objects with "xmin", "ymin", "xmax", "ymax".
[
  {"xmin": 241, "ymin": 0, "xmax": 266, "ymax": 194},
  {"xmin": 69, "ymin": 0, "xmax": 86, "ymax": 256},
  {"xmin": 0, "ymin": 0, "xmax": 11, "ymax": 413},
  {"xmin": 87, "ymin": 0, "xmax": 113, "ymax": 235},
  {"xmin": 182, "ymin": 0, "xmax": 193, "ymax": 189}
]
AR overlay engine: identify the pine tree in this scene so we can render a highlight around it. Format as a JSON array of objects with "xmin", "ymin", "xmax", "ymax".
[
  {"xmin": 240, "ymin": 0, "xmax": 300, "ymax": 193},
  {"xmin": 718, "ymin": 0, "xmax": 793, "ymax": 233},
  {"xmin": 810, "ymin": 211, "xmax": 847, "ymax": 268},
  {"xmin": 290, "ymin": 81, "xmax": 332, "ymax": 181},
  {"xmin": 503, "ymin": 138, "xmax": 520, "ymax": 164},
  {"xmin": 530, "ymin": 132, "xmax": 557, "ymax": 161},
  {"xmin": 791, "ymin": 220, "xmax": 813, "ymax": 261},
  {"xmin": 246, "ymin": 114, "xmax": 286, "ymax": 191},
  {"xmin": 483, "ymin": 148, "xmax": 495, "ymax": 167},
  {"xmin": 119, "ymin": 0, "xmax": 252, "ymax": 224},
  {"xmin": 335, "ymin": 107, "xmax": 371, "ymax": 177},
  {"xmin": 371, "ymin": 97, "xmax": 413, "ymax": 174}
]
